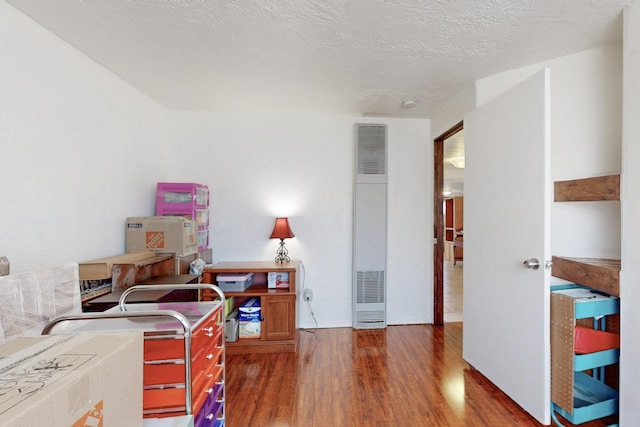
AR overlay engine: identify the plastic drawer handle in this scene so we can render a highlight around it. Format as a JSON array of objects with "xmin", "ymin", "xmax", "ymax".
[
  {"xmin": 206, "ymin": 414, "xmax": 214, "ymax": 421},
  {"xmin": 206, "ymin": 387, "xmax": 214, "ymax": 394},
  {"xmin": 206, "ymin": 353, "xmax": 214, "ymax": 360},
  {"xmin": 203, "ymin": 326, "xmax": 214, "ymax": 333}
]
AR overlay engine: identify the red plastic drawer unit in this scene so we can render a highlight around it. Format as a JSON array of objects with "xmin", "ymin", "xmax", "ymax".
[
  {"xmin": 194, "ymin": 383, "xmax": 224, "ymax": 426},
  {"xmin": 41, "ymin": 283, "xmax": 226, "ymax": 425}
]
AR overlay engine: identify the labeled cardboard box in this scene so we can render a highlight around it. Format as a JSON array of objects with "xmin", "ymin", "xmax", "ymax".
[
  {"xmin": 0, "ymin": 332, "xmax": 143, "ymax": 426},
  {"xmin": 79, "ymin": 252, "xmax": 157, "ymax": 301},
  {"xmin": 111, "ymin": 254, "xmax": 175, "ymax": 292},
  {"xmin": 268, "ymin": 271, "xmax": 290, "ymax": 289},
  {"xmin": 126, "ymin": 216, "xmax": 198, "ymax": 257},
  {"xmin": 239, "ymin": 320, "xmax": 261, "ymax": 338},
  {"xmin": 238, "ymin": 297, "xmax": 261, "ymax": 321},
  {"xmin": 79, "ymin": 251, "xmax": 156, "ymax": 280},
  {"xmin": 238, "ymin": 298, "xmax": 261, "ymax": 339}
]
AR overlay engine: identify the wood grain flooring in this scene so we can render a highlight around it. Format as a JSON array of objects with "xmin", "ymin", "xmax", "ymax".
[{"xmin": 225, "ymin": 323, "xmax": 617, "ymax": 426}]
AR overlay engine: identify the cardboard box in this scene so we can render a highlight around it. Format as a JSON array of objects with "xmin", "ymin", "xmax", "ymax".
[
  {"xmin": 0, "ymin": 333, "xmax": 143, "ymax": 426},
  {"xmin": 238, "ymin": 297, "xmax": 261, "ymax": 321},
  {"xmin": 126, "ymin": 217, "xmax": 198, "ymax": 257},
  {"xmin": 79, "ymin": 251, "xmax": 156, "ymax": 280},
  {"xmin": 268, "ymin": 271, "xmax": 290, "ymax": 289},
  {"xmin": 78, "ymin": 252, "xmax": 160, "ymax": 302},
  {"xmin": 239, "ymin": 320, "xmax": 261, "ymax": 338},
  {"xmin": 238, "ymin": 298, "xmax": 262, "ymax": 338},
  {"xmin": 111, "ymin": 254, "xmax": 175, "ymax": 292}
]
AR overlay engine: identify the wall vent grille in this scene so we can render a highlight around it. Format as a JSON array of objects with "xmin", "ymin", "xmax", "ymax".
[
  {"xmin": 353, "ymin": 123, "xmax": 387, "ymax": 330},
  {"xmin": 357, "ymin": 124, "xmax": 386, "ymax": 175},
  {"xmin": 356, "ymin": 270, "xmax": 385, "ymax": 304}
]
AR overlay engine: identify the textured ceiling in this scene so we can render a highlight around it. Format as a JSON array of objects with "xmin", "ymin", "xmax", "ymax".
[{"xmin": 5, "ymin": 0, "xmax": 632, "ymax": 117}]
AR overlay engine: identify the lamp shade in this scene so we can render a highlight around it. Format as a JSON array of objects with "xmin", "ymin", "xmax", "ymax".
[{"xmin": 270, "ymin": 217, "xmax": 295, "ymax": 240}]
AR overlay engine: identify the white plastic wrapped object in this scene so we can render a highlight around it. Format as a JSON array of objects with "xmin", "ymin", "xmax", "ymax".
[
  {"xmin": 0, "ymin": 263, "xmax": 81, "ymax": 344},
  {"xmin": 190, "ymin": 258, "xmax": 206, "ymax": 275}
]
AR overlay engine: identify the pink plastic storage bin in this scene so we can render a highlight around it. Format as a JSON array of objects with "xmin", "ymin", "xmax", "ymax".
[
  {"xmin": 156, "ymin": 182, "xmax": 209, "ymax": 208},
  {"xmin": 156, "ymin": 206, "xmax": 209, "ymax": 227},
  {"xmin": 198, "ymin": 227, "xmax": 209, "ymax": 251}
]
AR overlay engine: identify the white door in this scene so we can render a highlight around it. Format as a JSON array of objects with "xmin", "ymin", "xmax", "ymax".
[{"xmin": 463, "ymin": 69, "xmax": 551, "ymax": 424}]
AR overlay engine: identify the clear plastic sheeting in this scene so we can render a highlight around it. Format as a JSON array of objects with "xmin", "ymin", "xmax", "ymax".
[{"xmin": 0, "ymin": 263, "xmax": 81, "ymax": 344}]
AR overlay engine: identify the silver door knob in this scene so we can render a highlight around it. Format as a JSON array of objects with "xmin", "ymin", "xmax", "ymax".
[{"xmin": 523, "ymin": 258, "xmax": 540, "ymax": 270}]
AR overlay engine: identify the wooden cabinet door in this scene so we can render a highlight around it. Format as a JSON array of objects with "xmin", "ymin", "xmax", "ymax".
[{"xmin": 262, "ymin": 295, "xmax": 296, "ymax": 341}]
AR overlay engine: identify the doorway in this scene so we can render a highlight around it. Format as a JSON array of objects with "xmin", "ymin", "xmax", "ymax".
[{"xmin": 433, "ymin": 121, "xmax": 463, "ymax": 326}]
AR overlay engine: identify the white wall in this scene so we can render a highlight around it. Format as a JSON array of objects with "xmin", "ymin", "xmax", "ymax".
[
  {"xmin": 165, "ymin": 112, "xmax": 432, "ymax": 328},
  {"xmin": 0, "ymin": 0, "xmax": 432, "ymax": 328},
  {"xmin": 0, "ymin": 2, "xmax": 167, "ymax": 273},
  {"xmin": 476, "ymin": 44, "xmax": 623, "ymax": 264},
  {"xmin": 621, "ymin": 1, "xmax": 640, "ymax": 424}
]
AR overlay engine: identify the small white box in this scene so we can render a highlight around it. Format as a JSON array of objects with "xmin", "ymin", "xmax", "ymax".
[
  {"xmin": 267, "ymin": 271, "xmax": 289, "ymax": 289},
  {"xmin": 267, "ymin": 272, "xmax": 277, "ymax": 288}
]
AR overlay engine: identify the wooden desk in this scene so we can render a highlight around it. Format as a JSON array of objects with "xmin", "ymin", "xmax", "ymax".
[
  {"xmin": 84, "ymin": 289, "xmax": 174, "ymax": 312},
  {"xmin": 140, "ymin": 274, "xmax": 200, "ymax": 302},
  {"xmin": 84, "ymin": 274, "xmax": 200, "ymax": 312}
]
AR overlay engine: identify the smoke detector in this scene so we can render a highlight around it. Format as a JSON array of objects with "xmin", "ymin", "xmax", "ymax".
[{"xmin": 401, "ymin": 99, "xmax": 417, "ymax": 109}]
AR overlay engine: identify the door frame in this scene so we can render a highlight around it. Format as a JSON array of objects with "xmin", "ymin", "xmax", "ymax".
[{"xmin": 433, "ymin": 120, "xmax": 463, "ymax": 326}]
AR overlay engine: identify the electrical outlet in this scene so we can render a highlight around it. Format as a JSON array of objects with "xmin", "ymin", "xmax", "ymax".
[{"xmin": 303, "ymin": 288, "xmax": 313, "ymax": 302}]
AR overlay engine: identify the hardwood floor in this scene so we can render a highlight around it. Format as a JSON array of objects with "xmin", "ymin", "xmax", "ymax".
[{"xmin": 225, "ymin": 324, "xmax": 617, "ymax": 426}]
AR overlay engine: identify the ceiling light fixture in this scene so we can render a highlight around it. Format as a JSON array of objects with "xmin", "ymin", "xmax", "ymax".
[
  {"xmin": 448, "ymin": 157, "xmax": 465, "ymax": 169},
  {"xmin": 401, "ymin": 99, "xmax": 417, "ymax": 109}
]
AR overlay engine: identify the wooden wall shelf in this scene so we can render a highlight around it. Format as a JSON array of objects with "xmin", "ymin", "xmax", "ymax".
[
  {"xmin": 554, "ymin": 174, "xmax": 620, "ymax": 202},
  {"xmin": 551, "ymin": 256, "xmax": 620, "ymax": 296}
]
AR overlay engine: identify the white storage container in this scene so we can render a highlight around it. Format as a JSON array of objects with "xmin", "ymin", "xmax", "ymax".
[{"xmin": 216, "ymin": 272, "xmax": 254, "ymax": 292}]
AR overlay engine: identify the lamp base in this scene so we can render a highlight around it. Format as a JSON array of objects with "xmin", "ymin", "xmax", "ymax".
[{"xmin": 274, "ymin": 239, "xmax": 290, "ymax": 264}]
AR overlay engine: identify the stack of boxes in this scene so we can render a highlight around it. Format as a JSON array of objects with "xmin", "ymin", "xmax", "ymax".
[
  {"xmin": 156, "ymin": 182, "xmax": 210, "ymax": 253},
  {"xmin": 78, "ymin": 182, "xmax": 213, "ymax": 309},
  {"xmin": 123, "ymin": 182, "xmax": 212, "ymax": 273}
]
